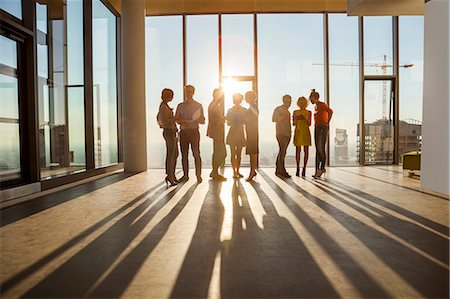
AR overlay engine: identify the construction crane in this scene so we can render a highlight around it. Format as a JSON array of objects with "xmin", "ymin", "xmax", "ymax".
[{"xmin": 314, "ymin": 55, "xmax": 414, "ymax": 119}]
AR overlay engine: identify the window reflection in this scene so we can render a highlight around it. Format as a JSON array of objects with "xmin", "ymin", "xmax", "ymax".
[
  {"xmin": 93, "ymin": 0, "xmax": 118, "ymax": 167},
  {"xmin": 36, "ymin": 0, "xmax": 86, "ymax": 179}
]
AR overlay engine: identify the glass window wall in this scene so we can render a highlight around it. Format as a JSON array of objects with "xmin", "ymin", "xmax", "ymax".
[
  {"xmin": 37, "ymin": 0, "xmax": 86, "ymax": 179},
  {"xmin": 399, "ymin": 16, "xmax": 424, "ymax": 160},
  {"xmin": 145, "ymin": 16, "xmax": 183, "ymax": 168},
  {"xmin": 222, "ymin": 14, "xmax": 254, "ymax": 77},
  {"xmin": 258, "ymin": 14, "xmax": 324, "ymax": 168},
  {"xmin": 363, "ymin": 17, "xmax": 393, "ymax": 76},
  {"xmin": 93, "ymin": 0, "xmax": 118, "ymax": 167},
  {"xmin": 186, "ymin": 15, "xmax": 219, "ymax": 167},
  {"xmin": 329, "ymin": 14, "xmax": 359, "ymax": 166},
  {"xmin": 0, "ymin": 35, "xmax": 21, "ymax": 182}
]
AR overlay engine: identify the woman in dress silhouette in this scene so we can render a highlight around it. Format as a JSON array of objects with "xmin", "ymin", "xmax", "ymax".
[
  {"xmin": 292, "ymin": 96, "xmax": 312, "ymax": 177},
  {"xmin": 226, "ymin": 93, "xmax": 247, "ymax": 178}
]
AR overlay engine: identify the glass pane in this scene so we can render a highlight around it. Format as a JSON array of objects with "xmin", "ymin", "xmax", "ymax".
[
  {"xmin": 329, "ymin": 14, "xmax": 359, "ymax": 166},
  {"xmin": 93, "ymin": 0, "xmax": 118, "ymax": 167},
  {"xmin": 146, "ymin": 16, "xmax": 183, "ymax": 168},
  {"xmin": 0, "ymin": 74, "xmax": 19, "ymax": 119},
  {"xmin": 36, "ymin": 3, "xmax": 47, "ymax": 34},
  {"xmin": 0, "ymin": 42, "xmax": 21, "ymax": 181},
  {"xmin": 37, "ymin": 0, "xmax": 86, "ymax": 179},
  {"xmin": 68, "ymin": 0, "xmax": 84, "ymax": 85},
  {"xmin": 186, "ymin": 15, "xmax": 219, "ymax": 169},
  {"xmin": 0, "ymin": 0, "xmax": 22, "ymax": 20},
  {"xmin": 258, "ymin": 14, "xmax": 324, "ymax": 168},
  {"xmin": 68, "ymin": 87, "xmax": 86, "ymax": 166},
  {"xmin": 364, "ymin": 17, "xmax": 393, "ymax": 75},
  {"xmin": 0, "ymin": 123, "xmax": 21, "ymax": 181},
  {"xmin": 399, "ymin": 16, "xmax": 424, "ymax": 160},
  {"xmin": 363, "ymin": 80, "xmax": 394, "ymax": 164},
  {"xmin": 222, "ymin": 14, "xmax": 254, "ymax": 76},
  {"xmin": 0, "ymin": 35, "xmax": 17, "ymax": 69}
]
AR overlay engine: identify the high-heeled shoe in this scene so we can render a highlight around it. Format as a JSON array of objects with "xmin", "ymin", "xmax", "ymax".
[
  {"xmin": 301, "ymin": 168, "xmax": 306, "ymax": 177},
  {"xmin": 296, "ymin": 168, "xmax": 300, "ymax": 177},
  {"xmin": 246, "ymin": 171, "xmax": 257, "ymax": 181},
  {"xmin": 165, "ymin": 176, "xmax": 178, "ymax": 187}
]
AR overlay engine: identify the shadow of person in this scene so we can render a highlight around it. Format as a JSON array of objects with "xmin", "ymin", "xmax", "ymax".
[
  {"xmin": 21, "ymin": 182, "xmax": 187, "ymax": 298},
  {"xmin": 312, "ymin": 178, "xmax": 449, "ymax": 266},
  {"xmin": 170, "ymin": 180, "xmax": 225, "ymax": 298},
  {"xmin": 260, "ymin": 169, "xmax": 448, "ymax": 298},
  {"xmin": 220, "ymin": 180, "xmax": 339, "ymax": 298}
]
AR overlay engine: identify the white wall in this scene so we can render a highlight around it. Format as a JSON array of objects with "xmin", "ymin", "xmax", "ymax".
[{"xmin": 421, "ymin": 0, "xmax": 450, "ymax": 196}]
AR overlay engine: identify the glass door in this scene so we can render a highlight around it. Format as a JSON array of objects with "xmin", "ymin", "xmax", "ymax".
[
  {"xmin": 363, "ymin": 79, "xmax": 395, "ymax": 164},
  {"xmin": 0, "ymin": 34, "xmax": 22, "ymax": 184}
]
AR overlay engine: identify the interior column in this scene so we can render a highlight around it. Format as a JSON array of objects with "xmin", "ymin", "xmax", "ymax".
[{"xmin": 121, "ymin": 0, "xmax": 147, "ymax": 172}]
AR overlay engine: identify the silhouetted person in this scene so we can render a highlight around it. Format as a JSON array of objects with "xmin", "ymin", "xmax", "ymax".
[
  {"xmin": 292, "ymin": 96, "xmax": 312, "ymax": 177},
  {"xmin": 207, "ymin": 88, "xmax": 227, "ymax": 181},
  {"xmin": 272, "ymin": 95, "xmax": 292, "ymax": 178},
  {"xmin": 226, "ymin": 93, "xmax": 246, "ymax": 179},
  {"xmin": 157, "ymin": 88, "xmax": 179, "ymax": 186},
  {"xmin": 309, "ymin": 89, "xmax": 333, "ymax": 178},
  {"xmin": 175, "ymin": 85, "xmax": 205, "ymax": 183},
  {"xmin": 244, "ymin": 91, "xmax": 259, "ymax": 181}
]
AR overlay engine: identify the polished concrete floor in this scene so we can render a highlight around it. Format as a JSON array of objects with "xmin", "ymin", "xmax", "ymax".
[{"xmin": 0, "ymin": 167, "xmax": 448, "ymax": 298}]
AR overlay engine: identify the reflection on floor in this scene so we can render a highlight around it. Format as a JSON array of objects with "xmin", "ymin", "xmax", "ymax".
[{"xmin": 0, "ymin": 167, "xmax": 448, "ymax": 298}]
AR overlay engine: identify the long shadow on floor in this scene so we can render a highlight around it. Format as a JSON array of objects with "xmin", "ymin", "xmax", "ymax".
[
  {"xmin": 324, "ymin": 177, "xmax": 449, "ymax": 237},
  {"xmin": 21, "ymin": 181, "xmax": 192, "ymax": 298},
  {"xmin": 171, "ymin": 179, "xmax": 340, "ymax": 298},
  {"xmin": 311, "ymin": 178, "xmax": 449, "ymax": 265},
  {"xmin": 86, "ymin": 183, "xmax": 198, "ymax": 298},
  {"xmin": 220, "ymin": 180, "xmax": 338, "ymax": 298},
  {"xmin": 259, "ymin": 169, "xmax": 449, "ymax": 298},
  {"xmin": 1, "ymin": 172, "xmax": 136, "ymax": 227},
  {"xmin": 170, "ymin": 180, "xmax": 225, "ymax": 298},
  {"xmin": 1, "ymin": 179, "xmax": 166, "ymax": 295}
]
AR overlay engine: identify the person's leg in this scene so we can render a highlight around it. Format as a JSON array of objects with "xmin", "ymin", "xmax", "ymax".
[
  {"xmin": 212, "ymin": 139, "xmax": 219, "ymax": 176},
  {"xmin": 236, "ymin": 145, "xmax": 242, "ymax": 176},
  {"xmin": 280, "ymin": 136, "xmax": 289, "ymax": 175},
  {"xmin": 165, "ymin": 130, "xmax": 177, "ymax": 179},
  {"xmin": 314, "ymin": 126, "xmax": 320, "ymax": 172},
  {"xmin": 295, "ymin": 146, "xmax": 301, "ymax": 176},
  {"xmin": 191, "ymin": 129, "xmax": 202, "ymax": 180},
  {"xmin": 316, "ymin": 126, "xmax": 324, "ymax": 170},
  {"xmin": 163, "ymin": 130, "xmax": 170, "ymax": 176},
  {"xmin": 303, "ymin": 146, "xmax": 309, "ymax": 176},
  {"xmin": 230, "ymin": 145, "xmax": 236, "ymax": 175},
  {"xmin": 320, "ymin": 126, "xmax": 329, "ymax": 170},
  {"xmin": 179, "ymin": 130, "xmax": 190, "ymax": 179},
  {"xmin": 219, "ymin": 141, "xmax": 227, "ymax": 172},
  {"xmin": 276, "ymin": 135, "xmax": 282, "ymax": 174}
]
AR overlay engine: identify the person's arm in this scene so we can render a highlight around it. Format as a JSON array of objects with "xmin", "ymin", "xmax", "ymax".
[
  {"xmin": 272, "ymin": 107, "xmax": 278, "ymax": 123},
  {"xmin": 327, "ymin": 105, "xmax": 333, "ymax": 123},
  {"xmin": 307, "ymin": 111, "xmax": 312, "ymax": 126},
  {"xmin": 198, "ymin": 104, "xmax": 206, "ymax": 125}
]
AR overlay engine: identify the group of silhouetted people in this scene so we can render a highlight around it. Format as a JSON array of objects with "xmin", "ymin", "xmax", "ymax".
[{"xmin": 157, "ymin": 85, "xmax": 333, "ymax": 186}]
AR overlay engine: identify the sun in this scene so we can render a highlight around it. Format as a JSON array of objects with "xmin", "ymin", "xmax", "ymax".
[{"xmin": 221, "ymin": 77, "xmax": 252, "ymax": 111}]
